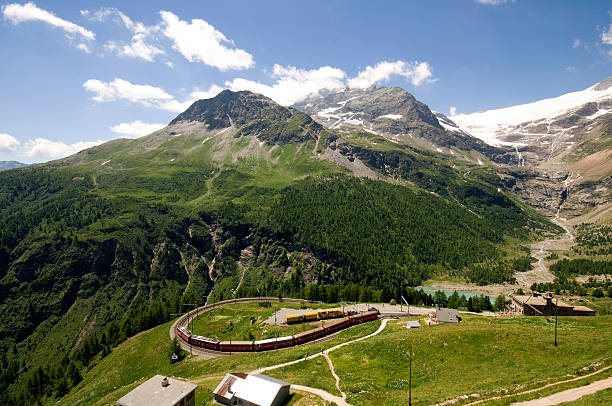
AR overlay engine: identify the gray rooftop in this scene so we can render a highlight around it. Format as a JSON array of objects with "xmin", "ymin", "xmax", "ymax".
[{"xmin": 117, "ymin": 375, "xmax": 197, "ymax": 406}]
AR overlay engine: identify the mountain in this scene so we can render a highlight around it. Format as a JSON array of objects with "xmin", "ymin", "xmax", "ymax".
[
  {"xmin": 450, "ymin": 77, "xmax": 612, "ymax": 220},
  {"xmin": 0, "ymin": 161, "xmax": 28, "ymax": 171},
  {"xmin": 0, "ymin": 90, "xmax": 556, "ymax": 404},
  {"xmin": 294, "ymin": 85, "xmax": 516, "ymax": 165}
]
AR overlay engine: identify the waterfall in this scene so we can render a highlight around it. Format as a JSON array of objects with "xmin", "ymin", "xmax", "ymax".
[{"xmin": 515, "ymin": 146, "xmax": 524, "ymax": 166}]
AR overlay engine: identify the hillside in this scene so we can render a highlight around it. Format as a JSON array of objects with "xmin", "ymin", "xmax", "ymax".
[
  {"xmin": 0, "ymin": 90, "xmax": 557, "ymax": 404},
  {"xmin": 54, "ymin": 305, "xmax": 612, "ymax": 406}
]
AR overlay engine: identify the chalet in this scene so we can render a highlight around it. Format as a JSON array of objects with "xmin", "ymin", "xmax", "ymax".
[
  {"xmin": 510, "ymin": 292, "xmax": 594, "ymax": 316},
  {"xmin": 435, "ymin": 308, "xmax": 460, "ymax": 323},
  {"xmin": 213, "ymin": 373, "xmax": 290, "ymax": 406}
]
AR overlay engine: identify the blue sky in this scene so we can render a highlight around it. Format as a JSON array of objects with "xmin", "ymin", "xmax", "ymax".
[{"xmin": 1, "ymin": 0, "xmax": 611, "ymax": 163}]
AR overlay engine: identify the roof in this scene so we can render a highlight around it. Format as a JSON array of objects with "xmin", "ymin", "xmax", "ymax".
[
  {"xmin": 436, "ymin": 308, "xmax": 458, "ymax": 315},
  {"xmin": 213, "ymin": 373, "xmax": 289, "ymax": 406},
  {"xmin": 117, "ymin": 375, "xmax": 197, "ymax": 406},
  {"xmin": 512, "ymin": 295, "xmax": 572, "ymax": 308},
  {"xmin": 571, "ymin": 305, "xmax": 594, "ymax": 312}
]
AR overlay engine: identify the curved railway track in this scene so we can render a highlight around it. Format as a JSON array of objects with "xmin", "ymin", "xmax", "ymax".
[{"xmin": 169, "ymin": 297, "xmax": 379, "ymax": 356}]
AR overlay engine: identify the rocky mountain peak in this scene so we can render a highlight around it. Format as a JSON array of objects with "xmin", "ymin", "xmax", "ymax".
[
  {"xmin": 169, "ymin": 89, "xmax": 322, "ymax": 145},
  {"xmin": 169, "ymin": 90, "xmax": 292, "ymax": 129}
]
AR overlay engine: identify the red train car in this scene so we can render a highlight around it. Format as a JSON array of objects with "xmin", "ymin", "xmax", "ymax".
[
  {"xmin": 191, "ymin": 335, "xmax": 220, "ymax": 351},
  {"xmin": 293, "ymin": 326, "xmax": 325, "ymax": 345},
  {"xmin": 253, "ymin": 336, "xmax": 294, "ymax": 351},
  {"xmin": 349, "ymin": 310, "xmax": 380, "ymax": 325},
  {"xmin": 219, "ymin": 340, "xmax": 253, "ymax": 352},
  {"xmin": 324, "ymin": 317, "xmax": 350, "ymax": 335},
  {"xmin": 177, "ymin": 326, "xmax": 190, "ymax": 342}
]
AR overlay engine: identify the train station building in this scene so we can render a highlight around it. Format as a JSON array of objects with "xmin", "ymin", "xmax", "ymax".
[
  {"xmin": 510, "ymin": 292, "xmax": 595, "ymax": 316},
  {"xmin": 213, "ymin": 372, "xmax": 290, "ymax": 406},
  {"xmin": 116, "ymin": 375, "xmax": 197, "ymax": 406}
]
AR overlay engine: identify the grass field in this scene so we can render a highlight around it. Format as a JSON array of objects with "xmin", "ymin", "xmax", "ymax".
[
  {"xmin": 189, "ymin": 301, "xmax": 339, "ymax": 341},
  {"xmin": 324, "ymin": 315, "xmax": 611, "ymax": 405},
  {"xmin": 56, "ymin": 301, "xmax": 612, "ymax": 406},
  {"xmin": 56, "ymin": 315, "xmax": 380, "ymax": 406}
]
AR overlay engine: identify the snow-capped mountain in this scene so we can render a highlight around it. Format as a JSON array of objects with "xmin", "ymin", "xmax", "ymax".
[
  {"xmin": 450, "ymin": 77, "xmax": 612, "ymax": 168},
  {"xmin": 294, "ymin": 85, "xmax": 515, "ymax": 164}
]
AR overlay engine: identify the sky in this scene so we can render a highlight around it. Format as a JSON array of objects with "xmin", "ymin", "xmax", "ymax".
[{"xmin": 0, "ymin": 0, "xmax": 611, "ymax": 163}]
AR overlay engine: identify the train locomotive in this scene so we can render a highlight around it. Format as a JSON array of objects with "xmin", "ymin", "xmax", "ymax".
[{"xmin": 176, "ymin": 309, "xmax": 379, "ymax": 353}]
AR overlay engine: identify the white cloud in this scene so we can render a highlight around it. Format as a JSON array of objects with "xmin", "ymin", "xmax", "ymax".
[
  {"xmin": 602, "ymin": 16, "xmax": 612, "ymax": 54},
  {"xmin": 573, "ymin": 38, "xmax": 582, "ymax": 48},
  {"xmin": 109, "ymin": 33, "xmax": 165, "ymax": 62},
  {"xmin": 84, "ymin": 78, "xmax": 223, "ymax": 112},
  {"xmin": 77, "ymin": 43, "xmax": 91, "ymax": 53},
  {"xmin": 347, "ymin": 61, "xmax": 436, "ymax": 88},
  {"xmin": 165, "ymin": 61, "xmax": 174, "ymax": 68},
  {"xmin": 2, "ymin": 2, "xmax": 95, "ymax": 40},
  {"xmin": 160, "ymin": 10, "xmax": 254, "ymax": 71},
  {"xmin": 83, "ymin": 78, "xmax": 173, "ymax": 105},
  {"xmin": 24, "ymin": 138, "xmax": 104, "ymax": 159},
  {"xmin": 110, "ymin": 121, "xmax": 165, "ymax": 138},
  {"xmin": 449, "ymin": 106, "xmax": 457, "ymax": 116},
  {"xmin": 0, "ymin": 133, "xmax": 20, "ymax": 152},
  {"xmin": 226, "ymin": 65, "xmax": 346, "ymax": 105},
  {"xmin": 86, "ymin": 7, "xmax": 165, "ymax": 62}
]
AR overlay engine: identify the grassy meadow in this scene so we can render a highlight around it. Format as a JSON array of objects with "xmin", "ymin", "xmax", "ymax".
[{"xmin": 54, "ymin": 298, "xmax": 612, "ymax": 406}]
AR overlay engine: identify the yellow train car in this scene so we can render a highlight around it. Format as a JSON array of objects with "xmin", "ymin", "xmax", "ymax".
[
  {"xmin": 318, "ymin": 308, "xmax": 344, "ymax": 319},
  {"xmin": 304, "ymin": 311, "xmax": 319, "ymax": 321},
  {"xmin": 285, "ymin": 314, "xmax": 304, "ymax": 324}
]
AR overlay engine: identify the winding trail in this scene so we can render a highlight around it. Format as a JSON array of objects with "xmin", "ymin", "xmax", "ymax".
[
  {"xmin": 291, "ymin": 384, "xmax": 349, "ymax": 406},
  {"xmin": 511, "ymin": 376, "xmax": 612, "ymax": 405},
  {"xmin": 464, "ymin": 365, "xmax": 612, "ymax": 406},
  {"xmin": 324, "ymin": 352, "xmax": 346, "ymax": 401},
  {"xmin": 252, "ymin": 318, "xmax": 390, "ymax": 405}
]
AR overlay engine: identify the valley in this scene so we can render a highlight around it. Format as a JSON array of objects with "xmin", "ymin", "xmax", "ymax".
[{"xmin": 0, "ymin": 80, "xmax": 610, "ymax": 405}]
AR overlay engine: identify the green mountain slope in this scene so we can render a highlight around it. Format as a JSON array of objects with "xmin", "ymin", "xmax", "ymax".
[{"xmin": 0, "ymin": 90, "xmax": 557, "ymax": 404}]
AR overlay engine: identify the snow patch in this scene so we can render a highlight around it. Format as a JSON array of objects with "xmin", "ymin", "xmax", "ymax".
[
  {"xmin": 586, "ymin": 108, "xmax": 609, "ymax": 120},
  {"xmin": 337, "ymin": 96, "xmax": 358, "ymax": 106},
  {"xmin": 436, "ymin": 147, "xmax": 443, "ymax": 153},
  {"xmin": 379, "ymin": 114, "xmax": 403, "ymax": 120},
  {"xmin": 317, "ymin": 106, "xmax": 342, "ymax": 119}
]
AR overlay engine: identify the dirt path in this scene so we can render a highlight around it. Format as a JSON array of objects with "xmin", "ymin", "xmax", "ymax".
[
  {"xmin": 510, "ymin": 376, "xmax": 612, "ymax": 405},
  {"xmin": 291, "ymin": 384, "xmax": 350, "ymax": 406},
  {"xmin": 464, "ymin": 365, "xmax": 612, "ymax": 405},
  {"xmin": 324, "ymin": 352, "xmax": 346, "ymax": 401},
  {"xmin": 251, "ymin": 319, "xmax": 390, "ymax": 405}
]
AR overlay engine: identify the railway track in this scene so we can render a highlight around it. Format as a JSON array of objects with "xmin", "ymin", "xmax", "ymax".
[{"xmin": 170, "ymin": 297, "xmax": 379, "ymax": 356}]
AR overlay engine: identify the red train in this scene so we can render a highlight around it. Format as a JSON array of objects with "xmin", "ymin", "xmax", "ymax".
[{"xmin": 176, "ymin": 310, "xmax": 379, "ymax": 352}]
